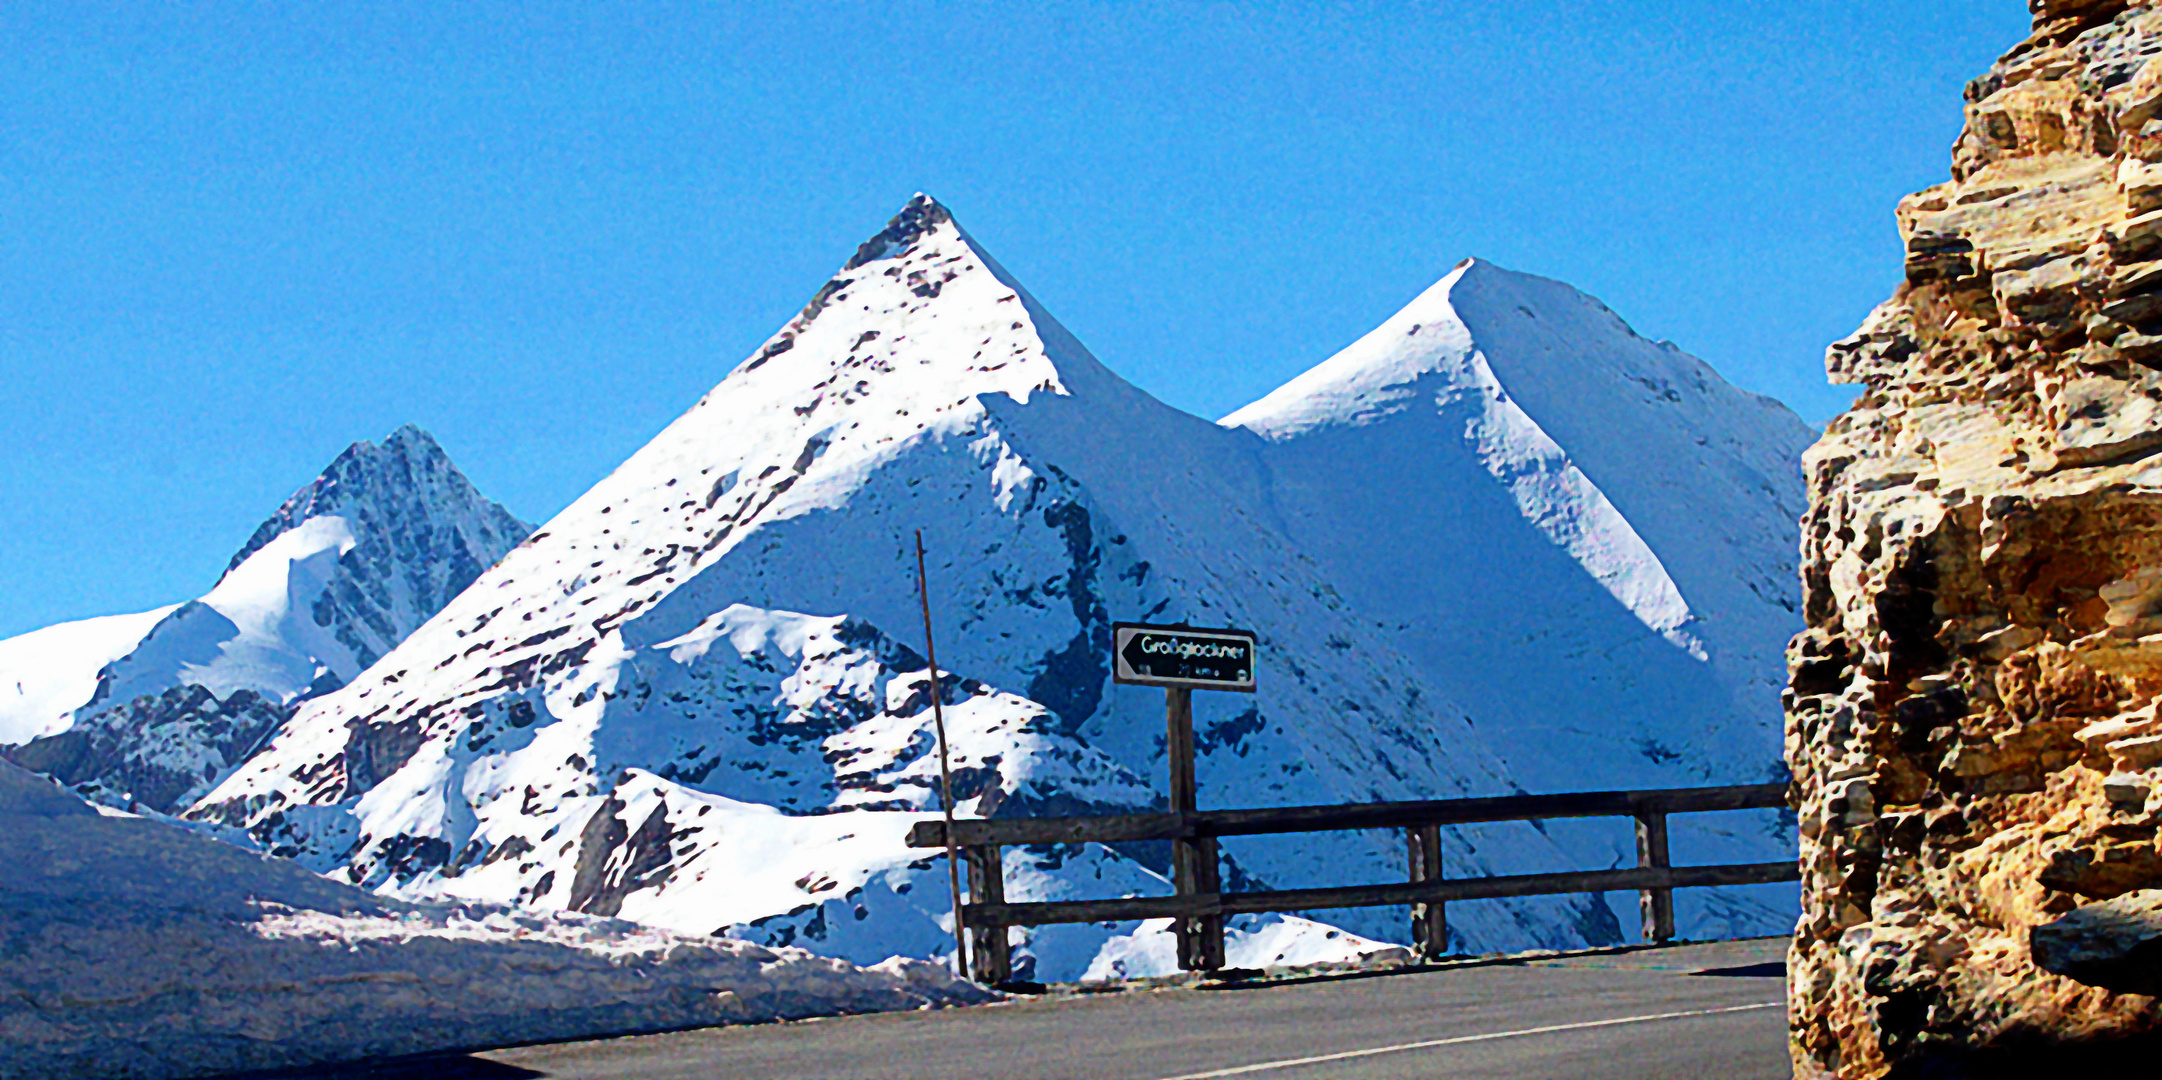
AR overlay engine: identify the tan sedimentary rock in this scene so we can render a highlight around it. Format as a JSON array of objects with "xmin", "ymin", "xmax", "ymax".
[{"xmin": 1790, "ymin": 2, "xmax": 2162, "ymax": 1075}]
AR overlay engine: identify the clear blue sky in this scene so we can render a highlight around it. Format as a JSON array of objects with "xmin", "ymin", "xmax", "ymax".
[{"xmin": 0, "ymin": 2, "xmax": 2031, "ymax": 639}]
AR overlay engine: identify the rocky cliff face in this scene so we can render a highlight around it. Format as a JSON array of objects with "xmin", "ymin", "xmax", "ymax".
[{"xmin": 1790, "ymin": 3, "xmax": 2162, "ymax": 1075}]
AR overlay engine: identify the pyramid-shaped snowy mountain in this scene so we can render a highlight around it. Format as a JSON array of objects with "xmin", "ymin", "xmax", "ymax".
[
  {"xmin": 1225, "ymin": 258, "xmax": 1813, "ymax": 790},
  {"xmin": 1223, "ymin": 260, "xmax": 1815, "ymax": 936},
  {"xmin": 0, "ymin": 426, "xmax": 529, "ymax": 812},
  {"xmin": 193, "ymin": 196, "xmax": 1644, "ymax": 980}
]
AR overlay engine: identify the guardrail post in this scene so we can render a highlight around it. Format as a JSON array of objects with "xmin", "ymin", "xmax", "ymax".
[
  {"xmin": 1189, "ymin": 835, "xmax": 1226, "ymax": 971},
  {"xmin": 1165, "ymin": 687, "xmax": 1223, "ymax": 972},
  {"xmin": 963, "ymin": 844, "xmax": 1012, "ymax": 984},
  {"xmin": 1407, "ymin": 823, "xmax": 1446, "ymax": 960},
  {"xmin": 1634, "ymin": 810, "xmax": 1675, "ymax": 944}
]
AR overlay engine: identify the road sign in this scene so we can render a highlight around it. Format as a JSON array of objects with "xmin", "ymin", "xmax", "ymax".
[{"xmin": 1111, "ymin": 623, "xmax": 1257, "ymax": 692}]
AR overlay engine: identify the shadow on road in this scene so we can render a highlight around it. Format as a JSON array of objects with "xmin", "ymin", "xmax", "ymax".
[
  {"xmin": 1185, "ymin": 940, "xmax": 1790, "ymax": 993},
  {"xmin": 216, "ymin": 1056, "xmax": 544, "ymax": 1080},
  {"xmin": 1692, "ymin": 962, "xmax": 1785, "ymax": 978}
]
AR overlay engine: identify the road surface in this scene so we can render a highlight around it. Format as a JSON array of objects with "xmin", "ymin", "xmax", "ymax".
[{"xmin": 264, "ymin": 938, "xmax": 1790, "ymax": 1080}]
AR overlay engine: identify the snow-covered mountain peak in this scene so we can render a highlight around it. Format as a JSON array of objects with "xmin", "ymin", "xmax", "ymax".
[
  {"xmin": 842, "ymin": 192, "xmax": 952, "ymax": 270},
  {"xmin": 0, "ymin": 425, "xmax": 529, "ymax": 812},
  {"xmin": 154, "ymin": 423, "xmax": 531, "ymax": 695},
  {"xmin": 1225, "ymin": 258, "xmax": 1809, "ymax": 484},
  {"xmin": 278, "ymin": 195, "xmax": 1140, "ymax": 740},
  {"xmin": 1216, "ymin": 258, "xmax": 1813, "ymax": 796},
  {"xmin": 718, "ymin": 193, "xmax": 1114, "ymax": 407},
  {"xmin": 1227, "ymin": 259, "xmax": 1645, "ymax": 436},
  {"xmin": 224, "ymin": 423, "xmax": 520, "ymax": 581},
  {"xmin": 1222, "ymin": 260, "xmax": 1703, "ymax": 652},
  {"xmin": 182, "ymin": 198, "xmax": 1138, "ymax": 819}
]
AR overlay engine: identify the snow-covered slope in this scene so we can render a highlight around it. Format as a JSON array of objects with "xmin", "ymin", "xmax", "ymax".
[
  {"xmin": 0, "ymin": 761, "xmax": 985, "ymax": 1080},
  {"xmin": 1224, "ymin": 258, "xmax": 1814, "ymax": 932},
  {"xmin": 191, "ymin": 196, "xmax": 1623, "ymax": 980},
  {"xmin": 0, "ymin": 426, "xmax": 529, "ymax": 812},
  {"xmin": 0, "ymin": 606, "xmax": 181, "ymax": 745}
]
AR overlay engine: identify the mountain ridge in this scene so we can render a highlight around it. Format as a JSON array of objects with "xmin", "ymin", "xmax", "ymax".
[{"xmin": 190, "ymin": 195, "xmax": 1637, "ymax": 980}]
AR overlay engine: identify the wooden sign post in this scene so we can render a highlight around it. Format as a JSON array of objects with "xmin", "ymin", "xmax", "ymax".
[
  {"xmin": 1112, "ymin": 622, "xmax": 1257, "ymax": 973},
  {"xmin": 913, "ymin": 531, "xmax": 970, "ymax": 980}
]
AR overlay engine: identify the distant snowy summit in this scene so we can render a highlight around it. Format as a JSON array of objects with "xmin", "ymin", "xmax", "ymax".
[
  {"xmin": 186, "ymin": 194, "xmax": 1810, "ymax": 980},
  {"xmin": 0, "ymin": 425, "xmax": 528, "ymax": 812}
]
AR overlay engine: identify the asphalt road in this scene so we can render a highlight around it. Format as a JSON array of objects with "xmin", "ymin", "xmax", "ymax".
[{"xmin": 277, "ymin": 939, "xmax": 1791, "ymax": 1080}]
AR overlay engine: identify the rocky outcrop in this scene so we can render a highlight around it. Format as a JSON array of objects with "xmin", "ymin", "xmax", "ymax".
[
  {"xmin": 2032, "ymin": 888, "xmax": 2162, "ymax": 994},
  {"xmin": 1789, "ymin": 4, "xmax": 2162, "ymax": 1076},
  {"xmin": 2, "ymin": 685, "xmax": 289, "ymax": 814}
]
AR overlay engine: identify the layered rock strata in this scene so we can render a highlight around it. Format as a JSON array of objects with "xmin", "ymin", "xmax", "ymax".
[{"xmin": 1790, "ymin": 2, "xmax": 2162, "ymax": 1075}]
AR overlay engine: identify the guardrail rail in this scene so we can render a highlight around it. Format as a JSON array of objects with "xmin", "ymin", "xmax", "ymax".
[{"xmin": 905, "ymin": 781, "xmax": 1796, "ymax": 984}]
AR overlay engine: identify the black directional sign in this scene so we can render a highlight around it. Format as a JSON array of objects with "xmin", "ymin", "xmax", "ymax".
[{"xmin": 1112, "ymin": 623, "xmax": 1257, "ymax": 692}]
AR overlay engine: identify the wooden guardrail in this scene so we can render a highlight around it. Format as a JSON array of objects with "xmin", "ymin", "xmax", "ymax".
[{"xmin": 905, "ymin": 781, "xmax": 1795, "ymax": 985}]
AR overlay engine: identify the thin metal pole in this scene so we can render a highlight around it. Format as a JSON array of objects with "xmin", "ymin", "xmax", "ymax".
[{"xmin": 915, "ymin": 530, "xmax": 970, "ymax": 979}]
